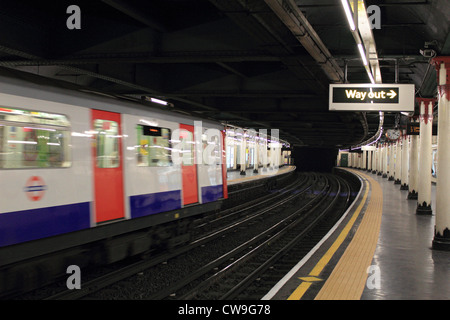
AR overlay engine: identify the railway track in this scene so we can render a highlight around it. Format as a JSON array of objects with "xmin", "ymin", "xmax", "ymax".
[
  {"xmin": 160, "ymin": 174, "xmax": 351, "ymax": 300},
  {"xmin": 19, "ymin": 171, "xmax": 355, "ymax": 300}
]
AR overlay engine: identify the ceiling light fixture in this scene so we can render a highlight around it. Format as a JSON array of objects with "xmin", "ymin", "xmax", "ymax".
[
  {"xmin": 150, "ymin": 97, "xmax": 169, "ymax": 106},
  {"xmin": 340, "ymin": 0, "xmax": 380, "ymax": 85},
  {"xmin": 341, "ymin": 0, "xmax": 356, "ymax": 31}
]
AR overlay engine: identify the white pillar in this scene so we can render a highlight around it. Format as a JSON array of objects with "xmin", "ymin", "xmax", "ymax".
[
  {"xmin": 382, "ymin": 143, "xmax": 388, "ymax": 178},
  {"xmin": 380, "ymin": 144, "xmax": 384, "ymax": 174},
  {"xmin": 240, "ymin": 130, "xmax": 247, "ymax": 175},
  {"xmin": 269, "ymin": 142, "xmax": 274, "ymax": 170},
  {"xmin": 377, "ymin": 144, "xmax": 383, "ymax": 176},
  {"xmin": 417, "ymin": 99, "xmax": 433, "ymax": 215},
  {"xmin": 372, "ymin": 150, "xmax": 376, "ymax": 172},
  {"xmin": 233, "ymin": 143, "xmax": 238, "ymax": 170},
  {"xmin": 378, "ymin": 144, "xmax": 382, "ymax": 175},
  {"xmin": 374, "ymin": 145, "xmax": 379, "ymax": 174},
  {"xmin": 259, "ymin": 131, "xmax": 267, "ymax": 172},
  {"xmin": 388, "ymin": 143, "xmax": 395, "ymax": 180},
  {"xmin": 408, "ymin": 117, "xmax": 419, "ymax": 199},
  {"xmin": 433, "ymin": 57, "xmax": 450, "ymax": 250},
  {"xmin": 371, "ymin": 147, "xmax": 376, "ymax": 173},
  {"xmin": 400, "ymin": 132, "xmax": 409, "ymax": 190},
  {"xmin": 386, "ymin": 143, "xmax": 391, "ymax": 179},
  {"xmin": 394, "ymin": 140, "xmax": 402, "ymax": 184},
  {"xmin": 368, "ymin": 150, "xmax": 372, "ymax": 172},
  {"xmin": 253, "ymin": 133, "xmax": 259, "ymax": 173}
]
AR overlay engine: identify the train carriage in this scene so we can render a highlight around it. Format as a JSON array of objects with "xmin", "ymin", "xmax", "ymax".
[
  {"xmin": 0, "ymin": 69, "xmax": 226, "ymax": 261},
  {"xmin": 0, "ymin": 68, "xmax": 291, "ymax": 296}
]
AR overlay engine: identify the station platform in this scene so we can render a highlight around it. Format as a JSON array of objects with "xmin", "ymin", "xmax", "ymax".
[
  {"xmin": 264, "ymin": 168, "xmax": 450, "ymax": 300},
  {"xmin": 227, "ymin": 165, "xmax": 296, "ymax": 185}
]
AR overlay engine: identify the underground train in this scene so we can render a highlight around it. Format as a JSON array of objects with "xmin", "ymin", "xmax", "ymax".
[{"xmin": 0, "ymin": 68, "xmax": 291, "ymax": 295}]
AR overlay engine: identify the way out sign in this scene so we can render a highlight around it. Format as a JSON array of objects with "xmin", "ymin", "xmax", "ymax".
[{"xmin": 329, "ymin": 83, "xmax": 415, "ymax": 112}]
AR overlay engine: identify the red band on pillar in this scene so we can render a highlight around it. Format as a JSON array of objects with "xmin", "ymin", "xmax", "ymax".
[
  {"xmin": 416, "ymin": 97, "xmax": 436, "ymax": 125},
  {"xmin": 437, "ymin": 84, "xmax": 450, "ymax": 99},
  {"xmin": 432, "ymin": 57, "xmax": 450, "ymax": 101}
]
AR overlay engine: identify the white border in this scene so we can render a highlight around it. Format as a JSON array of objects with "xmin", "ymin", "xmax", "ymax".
[{"xmin": 329, "ymin": 83, "xmax": 415, "ymax": 112}]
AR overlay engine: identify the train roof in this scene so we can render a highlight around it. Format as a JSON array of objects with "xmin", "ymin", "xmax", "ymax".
[{"xmin": 0, "ymin": 66, "xmax": 223, "ymax": 129}]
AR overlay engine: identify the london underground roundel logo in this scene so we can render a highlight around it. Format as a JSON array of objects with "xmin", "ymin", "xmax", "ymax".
[{"xmin": 24, "ymin": 176, "xmax": 47, "ymax": 201}]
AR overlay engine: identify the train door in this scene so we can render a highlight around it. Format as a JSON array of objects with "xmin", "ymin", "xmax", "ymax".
[
  {"xmin": 92, "ymin": 109, "xmax": 125, "ymax": 223},
  {"xmin": 179, "ymin": 124, "xmax": 198, "ymax": 205}
]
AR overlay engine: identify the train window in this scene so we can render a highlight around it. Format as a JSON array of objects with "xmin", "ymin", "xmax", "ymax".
[
  {"xmin": 137, "ymin": 125, "xmax": 172, "ymax": 167},
  {"xmin": 201, "ymin": 130, "xmax": 221, "ymax": 165},
  {"xmin": 94, "ymin": 119, "xmax": 120, "ymax": 168},
  {"xmin": 0, "ymin": 107, "xmax": 71, "ymax": 169},
  {"xmin": 226, "ymin": 145, "xmax": 234, "ymax": 169}
]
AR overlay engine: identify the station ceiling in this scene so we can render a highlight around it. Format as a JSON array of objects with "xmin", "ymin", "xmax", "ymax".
[{"xmin": 0, "ymin": 0, "xmax": 448, "ymax": 148}]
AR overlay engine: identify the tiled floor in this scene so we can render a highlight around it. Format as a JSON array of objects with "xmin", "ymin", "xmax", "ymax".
[
  {"xmin": 315, "ymin": 172, "xmax": 383, "ymax": 299},
  {"xmin": 360, "ymin": 170, "xmax": 450, "ymax": 300}
]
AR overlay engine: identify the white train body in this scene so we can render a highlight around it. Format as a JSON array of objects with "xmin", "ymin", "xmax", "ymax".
[{"xmin": 0, "ymin": 72, "xmax": 227, "ymax": 248}]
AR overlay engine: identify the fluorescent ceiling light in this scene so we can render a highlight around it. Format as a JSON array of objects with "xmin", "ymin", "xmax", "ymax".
[
  {"xmin": 150, "ymin": 97, "xmax": 168, "ymax": 106},
  {"xmin": 341, "ymin": 0, "xmax": 356, "ymax": 31},
  {"xmin": 357, "ymin": 43, "xmax": 368, "ymax": 66}
]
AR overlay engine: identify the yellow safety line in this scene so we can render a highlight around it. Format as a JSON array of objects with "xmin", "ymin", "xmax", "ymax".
[
  {"xmin": 315, "ymin": 172, "xmax": 382, "ymax": 300},
  {"xmin": 288, "ymin": 282, "xmax": 313, "ymax": 300},
  {"xmin": 288, "ymin": 173, "xmax": 370, "ymax": 300}
]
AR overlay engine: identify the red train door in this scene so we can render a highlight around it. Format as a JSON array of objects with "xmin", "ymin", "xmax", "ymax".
[
  {"xmin": 180, "ymin": 124, "xmax": 198, "ymax": 205},
  {"xmin": 92, "ymin": 109, "xmax": 125, "ymax": 223}
]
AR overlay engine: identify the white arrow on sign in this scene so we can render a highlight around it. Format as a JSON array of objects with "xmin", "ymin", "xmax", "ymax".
[{"xmin": 387, "ymin": 89, "xmax": 397, "ymax": 99}]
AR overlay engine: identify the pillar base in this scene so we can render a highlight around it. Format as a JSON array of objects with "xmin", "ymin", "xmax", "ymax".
[
  {"xmin": 388, "ymin": 176, "xmax": 394, "ymax": 181},
  {"xmin": 377, "ymin": 172, "xmax": 382, "ymax": 176},
  {"xmin": 382, "ymin": 173, "xmax": 387, "ymax": 178},
  {"xmin": 372, "ymin": 170, "xmax": 377, "ymax": 174},
  {"xmin": 253, "ymin": 169, "xmax": 258, "ymax": 173},
  {"xmin": 240, "ymin": 170, "xmax": 246, "ymax": 176},
  {"xmin": 416, "ymin": 202, "xmax": 432, "ymax": 215},
  {"xmin": 400, "ymin": 183, "xmax": 409, "ymax": 190},
  {"xmin": 432, "ymin": 229, "xmax": 450, "ymax": 251},
  {"xmin": 407, "ymin": 190, "xmax": 418, "ymax": 200},
  {"xmin": 394, "ymin": 179, "xmax": 401, "ymax": 185}
]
